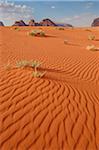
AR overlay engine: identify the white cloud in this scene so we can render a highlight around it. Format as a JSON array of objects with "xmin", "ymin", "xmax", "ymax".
[
  {"xmin": 51, "ymin": 6, "xmax": 55, "ymax": 9},
  {"xmin": 0, "ymin": 0, "xmax": 34, "ymax": 25},
  {"xmin": 59, "ymin": 13, "xmax": 98, "ymax": 27},
  {"xmin": 73, "ymin": 15, "xmax": 80, "ymax": 19}
]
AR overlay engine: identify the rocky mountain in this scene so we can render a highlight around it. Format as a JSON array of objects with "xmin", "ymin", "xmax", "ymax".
[
  {"xmin": 28, "ymin": 19, "xmax": 35, "ymax": 26},
  {"xmin": 40, "ymin": 18, "xmax": 57, "ymax": 26},
  {"xmin": 12, "ymin": 20, "xmax": 27, "ymax": 26},
  {"xmin": 56, "ymin": 23, "xmax": 73, "ymax": 27},
  {"xmin": 12, "ymin": 18, "xmax": 73, "ymax": 27},
  {"xmin": 0, "ymin": 21, "xmax": 4, "ymax": 26},
  {"xmin": 91, "ymin": 18, "xmax": 99, "ymax": 27}
]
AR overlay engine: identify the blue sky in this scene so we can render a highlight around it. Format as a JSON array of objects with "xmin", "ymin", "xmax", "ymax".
[{"xmin": 0, "ymin": 0, "xmax": 99, "ymax": 26}]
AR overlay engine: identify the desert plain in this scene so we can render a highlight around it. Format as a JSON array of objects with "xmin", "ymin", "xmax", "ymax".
[{"xmin": 0, "ymin": 26, "xmax": 99, "ymax": 150}]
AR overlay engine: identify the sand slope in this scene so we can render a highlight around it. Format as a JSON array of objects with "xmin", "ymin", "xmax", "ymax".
[{"xmin": 0, "ymin": 27, "xmax": 99, "ymax": 150}]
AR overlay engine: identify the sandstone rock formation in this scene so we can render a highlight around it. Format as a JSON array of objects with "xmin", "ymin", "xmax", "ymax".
[
  {"xmin": 0, "ymin": 21, "xmax": 4, "ymax": 26},
  {"xmin": 28, "ymin": 19, "xmax": 35, "ymax": 26},
  {"xmin": 56, "ymin": 23, "xmax": 73, "ymax": 27},
  {"xmin": 11, "ymin": 18, "xmax": 73, "ymax": 27},
  {"xmin": 40, "ymin": 18, "xmax": 57, "ymax": 26},
  {"xmin": 12, "ymin": 20, "xmax": 27, "ymax": 26},
  {"xmin": 91, "ymin": 18, "xmax": 99, "ymax": 27}
]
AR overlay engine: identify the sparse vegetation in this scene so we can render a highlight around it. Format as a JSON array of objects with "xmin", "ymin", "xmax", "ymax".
[
  {"xmin": 30, "ymin": 60, "xmax": 41, "ymax": 68},
  {"xmin": 58, "ymin": 27, "xmax": 65, "ymax": 30},
  {"xmin": 29, "ymin": 30, "xmax": 46, "ymax": 37},
  {"xmin": 14, "ymin": 27, "xmax": 20, "ymax": 31},
  {"xmin": 30, "ymin": 60, "xmax": 46, "ymax": 78},
  {"xmin": 32, "ymin": 71, "xmax": 46, "ymax": 78},
  {"xmin": 16, "ymin": 60, "xmax": 30, "ymax": 68},
  {"xmin": 88, "ymin": 35, "xmax": 95, "ymax": 41},
  {"xmin": 86, "ymin": 45, "xmax": 99, "ymax": 51},
  {"xmin": 16, "ymin": 60, "xmax": 46, "ymax": 78}
]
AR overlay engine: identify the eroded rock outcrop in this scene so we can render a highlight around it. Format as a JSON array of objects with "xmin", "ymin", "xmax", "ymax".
[
  {"xmin": 28, "ymin": 19, "xmax": 35, "ymax": 26},
  {"xmin": 40, "ymin": 18, "xmax": 57, "ymax": 26},
  {"xmin": 56, "ymin": 23, "xmax": 73, "ymax": 27},
  {"xmin": 0, "ymin": 21, "xmax": 4, "ymax": 26},
  {"xmin": 91, "ymin": 18, "xmax": 99, "ymax": 27},
  {"xmin": 12, "ymin": 20, "xmax": 27, "ymax": 26}
]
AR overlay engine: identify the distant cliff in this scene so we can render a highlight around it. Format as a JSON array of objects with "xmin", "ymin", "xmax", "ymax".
[
  {"xmin": 12, "ymin": 20, "xmax": 27, "ymax": 26},
  {"xmin": 56, "ymin": 23, "xmax": 73, "ymax": 27},
  {"xmin": 91, "ymin": 18, "xmax": 99, "ymax": 27},
  {"xmin": 12, "ymin": 18, "xmax": 73, "ymax": 27},
  {"xmin": 0, "ymin": 21, "xmax": 4, "ymax": 26},
  {"xmin": 40, "ymin": 18, "xmax": 57, "ymax": 26}
]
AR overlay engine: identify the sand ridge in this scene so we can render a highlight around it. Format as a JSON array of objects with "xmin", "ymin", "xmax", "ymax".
[{"xmin": 0, "ymin": 26, "xmax": 99, "ymax": 150}]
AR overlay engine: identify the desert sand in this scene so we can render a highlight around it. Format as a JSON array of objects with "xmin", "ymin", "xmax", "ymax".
[{"xmin": 0, "ymin": 26, "xmax": 99, "ymax": 150}]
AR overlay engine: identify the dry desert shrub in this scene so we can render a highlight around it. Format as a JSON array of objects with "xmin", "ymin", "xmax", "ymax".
[
  {"xmin": 88, "ymin": 35, "xmax": 95, "ymax": 40},
  {"xmin": 16, "ymin": 60, "xmax": 30, "ymax": 68},
  {"xmin": 32, "ymin": 71, "xmax": 46, "ymax": 78},
  {"xmin": 30, "ymin": 60, "xmax": 46, "ymax": 78},
  {"xmin": 16, "ymin": 60, "xmax": 46, "ymax": 78},
  {"xmin": 29, "ymin": 30, "xmax": 45, "ymax": 37},
  {"xmin": 30, "ymin": 60, "xmax": 41, "ymax": 68},
  {"xmin": 14, "ymin": 27, "xmax": 20, "ymax": 31},
  {"xmin": 58, "ymin": 27, "xmax": 65, "ymax": 30}
]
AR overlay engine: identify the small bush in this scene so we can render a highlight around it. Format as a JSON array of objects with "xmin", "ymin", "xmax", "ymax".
[
  {"xmin": 16, "ymin": 60, "xmax": 30, "ymax": 68},
  {"xmin": 88, "ymin": 35, "xmax": 95, "ymax": 40},
  {"xmin": 16, "ymin": 60, "xmax": 46, "ymax": 78},
  {"xmin": 30, "ymin": 60, "xmax": 44, "ymax": 78},
  {"xmin": 32, "ymin": 71, "xmax": 46, "ymax": 78},
  {"xmin": 14, "ymin": 27, "xmax": 20, "ymax": 31},
  {"xmin": 29, "ymin": 30, "xmax": 45, "ymax": 37},
  {"xmin": 30, "ymin": 60, "xmax": 41, "ymax": 68},
  {"xmin": 58, "ymin": 27, "xmax": 65, "ymax": 30}
]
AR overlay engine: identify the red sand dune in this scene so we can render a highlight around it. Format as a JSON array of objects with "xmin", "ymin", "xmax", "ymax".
[{"xmin": 0, "ymin": 26, "xmax": 99, "ymax": 150}]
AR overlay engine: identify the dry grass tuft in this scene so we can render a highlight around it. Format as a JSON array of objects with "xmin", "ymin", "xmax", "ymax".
[
  {"xmin": 14, "ymin": 27, "xmax": 20, "ymax": 31},
  {"xmin": 32, "ymin": 71, "xmax": 46, "ymax": 78},
  {"xmin": 29, "ymin": 30, "xmax": 45, "ymax": 37},
  {"xmin": 16, "ymin": 60, "xmax": 30, "ymax": 68},
  {"xmin": 88, "ymin": 35, "xmax": 95, "ymax": 41},
  {"xmin": 58, "ymin": 27, "xmax": 65, "ymax": 30},
  {"xmin": 16, "ymin": 60, "xmax": 46, "ymax": 78}
]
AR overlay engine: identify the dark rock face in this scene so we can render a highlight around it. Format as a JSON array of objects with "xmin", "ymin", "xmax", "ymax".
[
  {"xmin": 0, "ymin": 21, "xmax": 4, "ymax": 26},
  {"xmin": 56, "ymin": 23, "xmax": 73, "ymax": 27},
  {"xmin": 91, "ymin": 18, "xmax": 99, "ymax": 27},
  {"xmin": 35, "ymin": 23, "xmax": 41, "ymax": 26},
  {"xmin": 12, "ymin": 18, "xmax": 73, "ymax": 27},
  {"xmin": 12, "ymin": 20, "xmax": 27, "ymax": 26},
  {"xmin": 28, "ymin": 19, "xmax": 35, "ymax": 26},
  {"xmin": 40, "ymin": 18, "xmax": 57, "ymax": 26},
  {"xmin": 64, "ymin": 24, "xmax": 73, "ymax": 27}
]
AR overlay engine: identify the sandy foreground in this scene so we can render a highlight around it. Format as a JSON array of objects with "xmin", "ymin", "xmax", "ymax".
[{"xmin": 0, "ymin": 26, "xmax": 99, "ymax": 150}]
